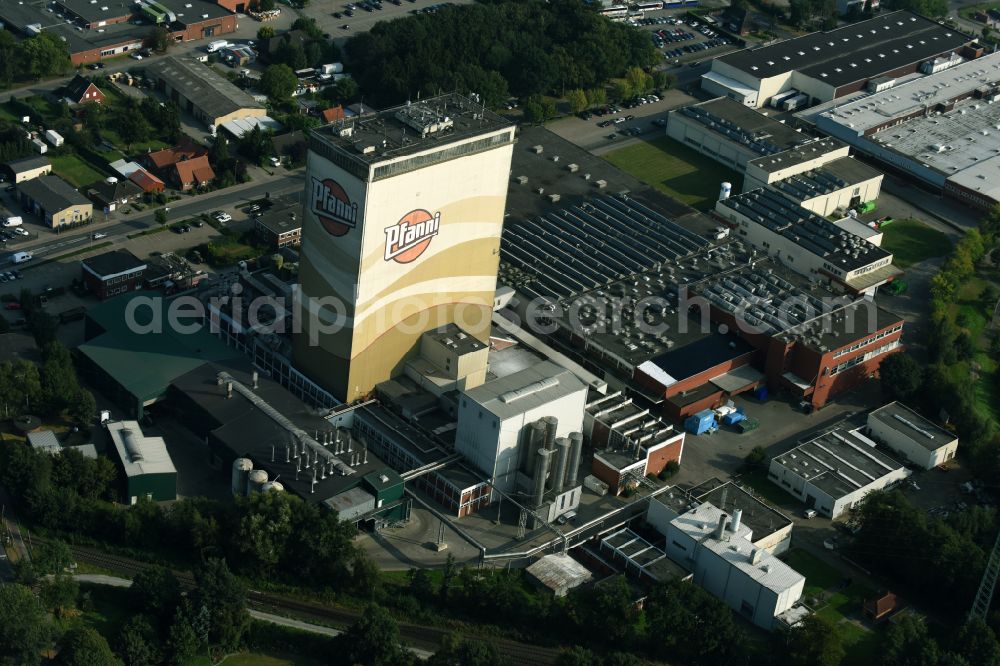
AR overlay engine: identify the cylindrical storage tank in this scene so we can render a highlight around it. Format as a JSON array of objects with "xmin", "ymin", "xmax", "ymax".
[
  {"xmin": 231, "ymin": 458, "xmax": 253, "ymax": 497},
  {"xmin": 522, "ymin": 420, "xmax": 546, "ymax": 474},
  {"xmin": 261, "ymin": 481, "xmax": 284, "ymax": 493},
  {"xmin": 566, "ymin": 432, "xmax": 584, "ymax": 488},
  {"xmin": 551, "ymin": 437, "xmax": 571, "ymax": 494},
  {"xmin": 532, "ymin": 448, "xmax": 553, "ymax": 508},
  {"xmin": 105, "ymin": 176, "xmax": 119, "ymax": 184},
  {"xmin": 719, "ymin": 182, "xmax": 732, "ymax": 201},
  {"xmin": 542, "ymin": 416, "xmax": 558, "ymax": 450},
  {"xmin": 247, "ymin": 469, "xmax": 268, "ymax": 495}
]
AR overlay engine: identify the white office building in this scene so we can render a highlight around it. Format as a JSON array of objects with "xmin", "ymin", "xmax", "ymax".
[{"xmin": 867, "ymin": 402, "xmax": 958, "ymax": 470}]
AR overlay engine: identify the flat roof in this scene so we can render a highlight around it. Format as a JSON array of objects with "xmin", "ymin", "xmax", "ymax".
[
  {"xmin": 717, "ymin": 11, "xmax": 970, "ymax": 88},
  {"xmin": 254, "ymin": 198, "xmax": 302, "ymax": 235},
  {"xmin": 689, "ymin": 478, "xmax": 792, "ymax": 542},
  {"xmin": 463, "ymin": 360, "xmax": 585, "ymax": 422},
  {"xmin": 526, "ymin": 554, "xmax": 592, "ymax": 592},
  {"xmin": 147, "ymin": 56, "xmax": 264, "ymax": 120},
  {"xmin": 773, "ymin": 428, "xmax": 904, "ymax": 499},
  {"xmin": 28, "ymin": 430, "xmax": 60, "ymax": 454},
  {"xmin": 56, "ymin": 0, "xmax": 131, "ymax": 23},
  {"xmin": 778, "ymin": 300, "xmax": 903, "ymax": 353},
  {"xmin": 673, "ymin": 97, "xmax": 809, "ymax": 154},
  {"xmin": 82, "ymin": 249, "xmax": 146, "ymax": 277},
  {"xmin": 424, "ymin": 324, "xmax": 486, "ymax": 356},
  {"xmin": 106, "ymin": 420, "xmax": 176, "ymax": 477},
  {"xmin": 818, "ymin": 51, "xmax": 1000, "ymax": 136},
  {"xmin": 772, "ymin": 157, "xmax": 884, "ymax": 202},
  {"xmin": 671, "ymin": 502, "xmax": 754, "ymax": 542},
  {"xmin": 868, "ymin": 401, "xmax": 955, "ymax": 449},
  {"xmin": 701, "ymin": 530, "xmax": 804, "ymax": 593},
  {"xmin": 747, "ymin": 137, "xmax": 848, "ymax": 174},
  {"xmin": 638, "ymin": 334, "xmax": 754, "ymax": 388},
  {"xmin": 719, "ymin": 187, "xmax": 892, "ymax": 273},
  {"xmin": 309, "ymin": 92, "xmax": 514, "ymax": 168}
]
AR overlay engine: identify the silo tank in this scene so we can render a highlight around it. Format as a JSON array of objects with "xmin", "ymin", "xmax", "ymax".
[
  {"xmin": 247, "ymin": 469, "xmax": 268, "ymax": 495},
  {"xmin": 231, "ymin": 458, "xmax": 253, "ymax": 497},
  {"xmin": 566, "ymin": 432, "xmax": 584, "ymax": 488}
]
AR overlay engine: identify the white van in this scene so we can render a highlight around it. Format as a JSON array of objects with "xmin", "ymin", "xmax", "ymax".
[
  {"xmin": 206, "ymin": 40, "xmax": 229, "ymax": 53},
  {"xmin": 12, "ymin": 251, "xmax": 32, "ymax": 264},
  {"xmin": 3, "ymin": 217, "xmax": 22, "ymax": 227}
]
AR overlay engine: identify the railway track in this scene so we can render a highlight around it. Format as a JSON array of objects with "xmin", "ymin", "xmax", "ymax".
[{"xmin": 33, "ymin": 537, "xmax": 560, "ymax": 665}]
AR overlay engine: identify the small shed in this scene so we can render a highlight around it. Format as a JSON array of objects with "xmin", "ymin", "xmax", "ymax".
[
  {"xmin": 864, "ymin": 591, "xmax": 898, "ymax": 622},
  {"xmin": 27, "ymin": 430, "xmax": 60, "ymax": 454},
  {"xmin": 525, "ymin": 554, "xmax": 592, "ymax": 597}
]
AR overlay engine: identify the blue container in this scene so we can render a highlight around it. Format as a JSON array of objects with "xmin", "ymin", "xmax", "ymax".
[
  {"xmin": 685, "ymin": 409, "xmax": 716, "ymax": 435},
  {"xmin": 722, "ymin": 409, "xmax": 745, "ymax": 426},
  {"xmin": 754, "ymin": 386, "xmax": 769, "ymax": 402}
]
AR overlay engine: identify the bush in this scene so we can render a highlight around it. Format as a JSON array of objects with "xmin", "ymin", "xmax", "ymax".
[
  {"xmin": 658, "ymin": 460, "xmax": 680, "ymax": 480},
  {"xmin": 745, "ymin": 446, "xmax": 767, "ymax": 467}
]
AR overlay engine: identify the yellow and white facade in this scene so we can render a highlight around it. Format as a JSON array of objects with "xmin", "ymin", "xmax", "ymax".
[{"xmin": 294, "ymin": 96, "xmax": 516, "ymax": 402}]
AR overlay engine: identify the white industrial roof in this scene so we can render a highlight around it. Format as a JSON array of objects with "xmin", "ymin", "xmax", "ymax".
[
  {"xmin": 868, "ymin": 401, "xmax": 956, "ymax": 450},
  {"xmin": 671, "ymin": 502, "xmax": 754, "ymax": 543},
  {"xmin": 526, "ymin": 554, "xmax": 592, "ymax": 593},
  {"xmin": 703, "ymin": 535, "xmax": 805, "ymax": 593},
  {"xmin": 219, "ymin": 115, "xmax": 284, "ymax": 139},
  {"xmin": 819, "ymin": 51, "xmax": 1000, "ymax": 135},
  {"xmin": 27, "ymin": 430, "xmax": 60, "ymax": 454},
  {"xmin": 106, "ymin": 420, "xmax": 176, "ymax": 478},
  {"xmin": 463, "ymin": 360, "xmax": 585, "ymax": 421}
]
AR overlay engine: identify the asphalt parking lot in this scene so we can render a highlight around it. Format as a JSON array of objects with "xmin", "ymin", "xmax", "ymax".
[
  {"xmin": 299, "ymin": 0, "xmax": 476, "ymax": 46},
  {"xmin": 631, "ymin": 10, "xmax": 741, "ymax": 66}
]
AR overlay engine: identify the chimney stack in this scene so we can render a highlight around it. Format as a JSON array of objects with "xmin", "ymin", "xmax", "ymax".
[
  {"xmin": 252, "ymin": 370, "xmax": 259, "ymax": 389},
  {"xmin": 714, "ymin": 514, "xmax": 728, "ymax": 540},
  {"xmin": 730, "ymin": 508, "xmax": 743, "ymax": 533}
]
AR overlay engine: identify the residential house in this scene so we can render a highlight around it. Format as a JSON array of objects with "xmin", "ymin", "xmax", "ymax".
[
  {"xmin": 3, "ymin": 155, "xmax": 52, "ymax": 183},
  {"xmin": 321, "ymin": 105, "xmax": 345, "ymax": 123},
  {"xmin": 173, "ymin": 155, "xmax": 215, "ymax": 191},
  {"xmin": 63, "ymin": 74, "xmax": 106, "ymax": 105},
  {"xmin": 129, "ymin": 169, "xmax": 166, "ymax": 194},
  {"xmin": 86, "ymin": 178, "xmax": 144, "ymax": 212}
]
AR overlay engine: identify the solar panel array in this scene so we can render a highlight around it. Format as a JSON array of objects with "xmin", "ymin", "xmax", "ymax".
[
  {"xmin": 499, "ymin": 195, "xmax": 710, "ymax": 301},
  {"xmin": 773, "ymin": 167, "xmax": 851, "ymax": 201},
  {"xmin": 721, "ymin": 188, "xmax": 883, "ymax": 267},
  {"xmin": 680, "ymin": 105, "xmax": 786, "ymax": 156}
]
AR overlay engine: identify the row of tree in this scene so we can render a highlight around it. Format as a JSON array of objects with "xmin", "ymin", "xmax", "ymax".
[
  {"xmin": 344, "ymin": 0, "xmax": 657, "ymax": 108},
  {"xmin": 0, "ymin": 342, "xmax": 96, "ymax": 424}
]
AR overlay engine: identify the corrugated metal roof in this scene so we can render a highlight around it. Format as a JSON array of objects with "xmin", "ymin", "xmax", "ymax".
[
  {"xmin": 463, "ymin": 361, "xmax": 585, "ymax": 421},
  {"xmin": 106, "ymin": 420, "xmax": 176, "ymax": 477},
  {"xmin": 526, "ymin": 554, "xmax": 592, "ymax": 593}
]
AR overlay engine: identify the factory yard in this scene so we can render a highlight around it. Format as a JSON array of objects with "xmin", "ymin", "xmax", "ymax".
[{"xmin": 603, "ymin": 135, "xmax": 743, "ymax": 209}]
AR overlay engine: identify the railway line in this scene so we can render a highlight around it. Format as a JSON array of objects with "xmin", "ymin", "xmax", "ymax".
[{"xmin": 32, "ymin": 537, "xmax": 560, "ymax": 665}]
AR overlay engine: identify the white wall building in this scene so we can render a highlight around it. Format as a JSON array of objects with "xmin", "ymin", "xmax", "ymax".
[
  {"xmin": 662, "ymin": 502, "xmax": 805, "ymax": 629},
  {"xmin": 867, "ymin": 402, "xmax": 958, "ymax": 470},
  {"xmin": 768, "ymin": 428, "xmax": 911, "ymax": 518},
  {"xmin": 455, "ymin": 361, "xmax": 587, "ymax": 496}
]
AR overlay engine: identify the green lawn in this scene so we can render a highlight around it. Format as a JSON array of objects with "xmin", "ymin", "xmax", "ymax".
[
  {"xmin": 783, "ymin": 549, "xmax": 841, "ymax": 598},
  {"xmin": 219, "ymin": 653, "xmax": 326, "ymax": 666},
  {"xmin": 77, "ymin": 584, "xmax": 131, "ymax": 641},
  {"xmin": 880, "ymin": 218, "xmax": 952, "ymax": 268},
  {"xmin": 49, "ymin": 153, "xmax": 106, "ymax": 188},
  {"xmin": 945, "ymin": 275, "xmax": 1000, "ymax": 424},
  {"xmin": 603, "ymin": 136, "xmax": 742, "ymax": 209},
  {"xmin": 100, "ymin": 128, "xmax": 169, "ymax": 155}
]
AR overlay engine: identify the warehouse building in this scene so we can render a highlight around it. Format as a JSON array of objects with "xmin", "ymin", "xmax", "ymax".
[
  {"xmin": 16, "ymin": 175, "xmax": 93, "ymax": 228},
  {"xmin": 660, "ymin": 501, "xmax": 805, "ymax": 629},
  {"xmin": 715, "ymin": 187, "xmax": 897, "ymax": 294},
  {"xmin": 3, "ymin": 156, "xmax": 51, "ymax": 184},
  {"xmin": 704, "ymin": 11, "xmax": 973, "ymax": 109},
  {"xmin": 147, "ymin": 56, "xmax": 266, "ymax": 128},
  {"xmin": 815, "ymin": 51, "xmax": 1000, "ymax": 211},
  {"xmin": 255, "ymin": 198, "xmax": 303, "ymax": 249},
  {"xmin": 105, "ymin": 420, "xmax": 177, "ymax": 504},
  {"xmin": 768, "ymin": 428, "xmax": 910, "ymax": 518},
  {"xmin": 866, "ymin": 402, "xmax": 958, "ymax": 470},
  {"xmin": 747, "ymin": 155, "xmax": 883, "ymax": 217}
]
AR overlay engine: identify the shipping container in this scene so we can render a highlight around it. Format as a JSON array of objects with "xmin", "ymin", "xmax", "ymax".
[{"xmin": 685, "ymin": 409, "xmax": 717, "ymax": 435}]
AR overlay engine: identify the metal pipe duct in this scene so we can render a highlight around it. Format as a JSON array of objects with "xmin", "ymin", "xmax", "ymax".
[
  {"xmin": 542, "ymin": 416, "xmax": 558, "ymax": 451},
  {"xmin": 532, "ymin": 448, "xmax": 553, "ymax": 508},
  {"xmin": 714, "ymin": 514, "xmax": 728, "ymax": 540},
  {"xmin": 552, "ymin": 437, "xmax": 571, "ymax": 494},
  {"xmin": 566, "ymin": 432, "xmax": 583, "ymax": 488},
  {"xmin": 730, "ymin": 508, "xmax": 743, "ymax": 533}
]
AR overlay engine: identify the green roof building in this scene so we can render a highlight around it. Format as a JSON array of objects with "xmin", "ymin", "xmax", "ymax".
[{"xmin": 78, "ymin": 292, "xmax": 241, "ymax": 418}]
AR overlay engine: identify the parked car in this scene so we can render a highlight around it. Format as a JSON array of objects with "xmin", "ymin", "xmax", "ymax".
[
  {"xmin": 4, "ymin": 302, "xmax": 19, "ymax": 310},
  {"xmin": 92, "ymin": 232, "xmax": 107, "ymax": 239},
  {"xmin": 802, "ymin": 509, "xmax": 817, "ymax": 519},
  {"xmin": 213, "ymin": 211, "xmax": 232, "ymax": 223},
  {"xmin": 131, "ymin": 53, "xmax": 143, "ymax": 60}
]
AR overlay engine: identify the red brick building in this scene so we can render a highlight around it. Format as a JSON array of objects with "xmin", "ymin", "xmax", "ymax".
[
  {"xmin": 63, "ymin": 75, "xmax": 106, "ymax": 106},
  {"xmin": 81, "ymin": 250, "xmax": 147, "ymax": 299}
]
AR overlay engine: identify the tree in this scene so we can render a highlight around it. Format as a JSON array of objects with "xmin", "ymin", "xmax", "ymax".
[
  {"xmin": 781, "ymin": 615, "xmax": 844, "ymax": 666},
  {"xmin": 41, "ymin": 342, "xmax": 80, "ymax": 415},
  {"xmin": 745, "ymin": 446, "xmax": 767, "ymax": 467},
  {"xmin": 441, "ymin": 553, "xmax": 457, "ymax": 603},
  {"xmin": 117, "ymin": 616, "xmax": 160, "ymax": 666},
  {"xmin": 884, "ymin": 614, "xmax": 940, "ymax": 666},
  {"xmin": 155, "ymin": 209, "xmax": 167, "ymax": 227},
  {"xmin": 257, "ymin": 26, "xmax": 275, "ymax": 40},
  {"xmin": 625, "ymin": 67, "xmax": 652, "ymax": 95},
  {"xmin": 260, "ymin": 64, "xmax": 298, "ymax": 102},
  {"xmin": 130, "ymin": 566, "xmax": 182, "ymax": 618},
  {"xmin": 429, "ymin": 635, "xmax": 508, "ymax": 666},
  {"xmin": 71, "ymin": 388, "xmax": 97, "ymax": 426},
  {"xmin": 116, "ymin": 100, "xmax": 151, "ymax": 151},
  {"xmin": 0, "ymin": 584, "xmax": 49, "ymax": 664},
  {"xmin": 878, "ymin": 352, "xmax": 923, "ymax": 403},
  {"xmin": 40, "ymin": 574, "xmax": 79, "ymax": 616},
  {"xmin": 238, "ymin": 126, "xmax": 275, "ymax": 166},
  {"xmin": 567, "ymin": 89, "xmax": 588, "ymax": 114},
  {"xmin": 166, "ymin": 600, "xmax": 203, "ymax": 665},
  {"xmin": 408, "ymin": 568, "xmax": 435, "ymax": 602},
  {"xmin": 58, "ymin": 626, "xmax": 120, "ymax": 666},
  {"xmin": 32, "ymin": 538, "xmax": 73, "ymax": 575},
  {"xmin": 147, "ymin": 26, "xmax": 171, "ymax": 53},
  {"xmin": 611, "ymin": 80, "xmax": 632, "ymax": 103},
  {"xmin": 341, "ymin": 604, "xmax": 413, "ymax": 666},
  {"xmin": 258, "ymin": 0, "xmax": 276, "ymax": 10},
  {"xmin": 585, "ymin": 88, "xmax": 607, "ymax": 109},
  {"xmin": 193, "ymin": 558, "xmax": 249, "ymax": 650}
]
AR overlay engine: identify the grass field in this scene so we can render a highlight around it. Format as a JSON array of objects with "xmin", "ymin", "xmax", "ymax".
[
  {"xmin": 945, "ymin": 274, "xmax": 1000, "ymax": 425},
  {"xmin": 49, "ymin": 153, "xmax": 106, "ymax": 188},
  {"xmin": 604, "ymin": 136, "xmax": 742, "ymax": 209},
  {"xmin": 880, "ymin": 218, "xmax": 951, "ymax": 268},
  {"xmin": 735, "ymin": 469, "xmax": 792, "ymax": 508},
  {"xmin": 219, "ymin": 653, "xmax": 326, "ymax": 666}
]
